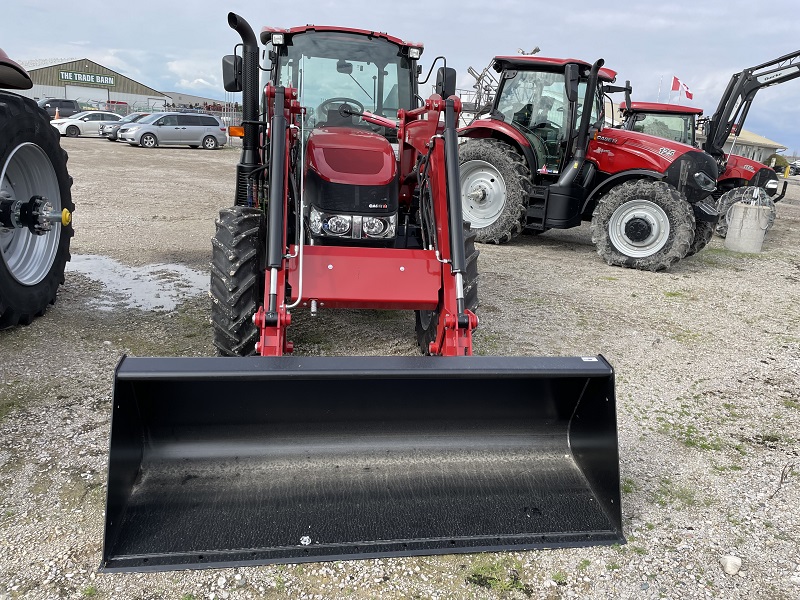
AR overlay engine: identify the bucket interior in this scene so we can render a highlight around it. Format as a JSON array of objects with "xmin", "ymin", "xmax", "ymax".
[{"xmin": 102, "ymin": 356, "xmax": 623, "ymax": 571}]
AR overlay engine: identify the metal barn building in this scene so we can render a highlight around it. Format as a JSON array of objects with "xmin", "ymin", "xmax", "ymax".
[{"xmin": 10, "ymin": 58, "xmax": 170, "ymax": 111}]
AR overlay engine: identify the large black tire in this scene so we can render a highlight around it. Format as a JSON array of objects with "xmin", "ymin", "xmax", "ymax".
[
  {"xmin": 714, "ymin": 186, "xmax": 775, "ymax": 238},
  {"xmin": 0, "ymin": 92, "xmax": 74, "ymax": 328},
  {"xmin": 210, "ymin": 206, "xmax": 264, "ymax": 356},
  {"xmin": 686, "ymin": 220, "xmax": 714, "ymax": 257},
  {"xmin": 458, "ymin": 139, "xmax": 531, "ymax": 244},
  {"xmin": 590, "ymin": 180, "xmax": 694, "ymax": 272},
  {"xmin": 415, "ymin": 223, "xmax": 479, "ymax": 354}
]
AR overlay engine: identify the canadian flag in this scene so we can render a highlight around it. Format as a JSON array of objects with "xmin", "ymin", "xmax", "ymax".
[{"xmin": 671, "ymin": 76, "xmax": 693, "ymax": 100}]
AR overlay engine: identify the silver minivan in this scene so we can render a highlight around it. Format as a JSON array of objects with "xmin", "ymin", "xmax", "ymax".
[{"xmin": 118, "ymin": 112, "xmax": 227, "ymax": 149}]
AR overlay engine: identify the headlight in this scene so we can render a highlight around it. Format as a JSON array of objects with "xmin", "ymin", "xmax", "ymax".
[
  {"xmin": 308, "ymin": 209, "xmax": 396, "ymax": 240},
  {"xmin": 693, "ymin": 171, "xmax": 716, "ymax": 192},
  {"xmin": 764, "ymin": 179, "xmax": 778, "ymax": 190},
  {"xmin": 363, "ymin": 217, "xmax": 386, "ymax": 236},
  {"xmin": 326, "ymin": 215, "xmax": 351, "ymax": 235},
  {"xmin": 271, "ymin": 33, "xmax": 285, "ymax": 45},
  {"xmin": 409, "ymin": 47, "xmax": 422, "ymax": 59},
  {"xmin": 309, "ymin": 207, "xmax": 323, "ymax": 234},
  {"xmin": 126, "ymin": 126, "xmax": 140, "ymax": 133}
]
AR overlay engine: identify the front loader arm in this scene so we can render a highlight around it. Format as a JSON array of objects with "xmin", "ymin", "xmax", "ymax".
[{"xmin": 704, "ymin": 50, "xmax": 800, "ymax": 159}]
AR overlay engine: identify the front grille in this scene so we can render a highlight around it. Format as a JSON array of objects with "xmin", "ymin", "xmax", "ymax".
[{"xmin": 306, "ymin": 170, "xmax": 398, "ymax": 215}]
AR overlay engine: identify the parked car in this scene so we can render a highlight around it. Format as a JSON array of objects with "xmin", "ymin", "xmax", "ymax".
[
  {"xmin": 99, "ymin": 112, "xmax": 151, "ymax": 141},
  {"xmin": 118, "ymin": 112, "xmax": 227, "ymax": 149},
  {"xmin": 36, "ymin": 98, "xmax": 81, "ymax": 119},
  {"xmin": 51, "ymin": 111, "xmax": 122, "ymax": 137}
]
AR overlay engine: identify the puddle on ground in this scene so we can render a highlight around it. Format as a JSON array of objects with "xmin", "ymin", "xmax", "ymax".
[{"xmin": 66, "ymin": 254, "xmax": 208, "ymax": 312}]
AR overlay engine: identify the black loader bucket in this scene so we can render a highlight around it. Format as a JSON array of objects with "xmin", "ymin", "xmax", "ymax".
[{"xmin": 101, "ymin": 355, "xmax": 623, "ymax": 572}]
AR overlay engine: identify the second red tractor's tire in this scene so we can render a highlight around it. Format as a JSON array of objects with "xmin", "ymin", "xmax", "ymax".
[
  {"xmin": 415, "ymin": 223, "xmax": 479, "ymax": 355},
  {"xmin": 590, "ymin": 180, "xmax": 695, "ymax": 272},
  {"xmin": 458, "ymin": 139, "xmax": 531, "ymax": 244},
  {"xmin": 209, "ymin": 206, "xmax": 264, "ymax": 356},
  {"xmin": 686, "ymin": 220, "xmax": 714, "ymax": 257},
  {"xmin": 714, "ymin": 186, "xmax": 776, "ymax": 238}
]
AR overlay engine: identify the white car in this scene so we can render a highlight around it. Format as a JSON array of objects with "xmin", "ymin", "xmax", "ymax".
[{"xmin": 51, "ymin": 111, "xmax": 121, "ymax": 137}]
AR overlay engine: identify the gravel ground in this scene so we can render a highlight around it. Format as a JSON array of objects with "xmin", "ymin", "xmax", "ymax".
[{"xmin": 1, "ymin": 137, "xmax": 799, "ymax": 600}]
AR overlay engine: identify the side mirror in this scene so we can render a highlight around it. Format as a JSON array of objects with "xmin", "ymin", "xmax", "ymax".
[
  {"xmin": 336, "ymin": 59, "xmax": 353, "ymax": 74},
  {"xmin": 565, "ymin": 64, "xmax": 580, "ymax": 103},
  {"xmin": 222, "ymin": 54, "xmax": 243, "ymax": 92},
  {"xmin": 435, "ymin": 66, "xmax": 457, "ymax": 98}
]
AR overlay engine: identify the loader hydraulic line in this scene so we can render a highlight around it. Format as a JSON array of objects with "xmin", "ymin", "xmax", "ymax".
[{"xmin": 443, "ymin": 97, "xmax": 468, "ymax": 319}]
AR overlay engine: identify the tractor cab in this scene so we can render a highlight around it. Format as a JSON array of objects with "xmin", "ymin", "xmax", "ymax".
[
  {"xmin": 619, "ymin": 102, "xmax": 703, "ymax": 147},
  {"xmin": 480, "ymin": 57, "xmax": 615, "ymax": 177},
  {"xmin": 260, "ymin": 27, "xmax": 424, "ymax": 246}
]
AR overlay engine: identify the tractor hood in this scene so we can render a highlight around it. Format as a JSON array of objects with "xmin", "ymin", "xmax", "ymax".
[
  {"xmin": 590, "ymin": 128, "xmax": 718, "ymax": 202},
  {"xmin": 306, "ymin": 128, "xmax": 397, "ymax": 186}
]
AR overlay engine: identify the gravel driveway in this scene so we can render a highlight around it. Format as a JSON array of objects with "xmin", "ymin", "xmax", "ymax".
[{"xmin": 1, "ymin": 137, "xmax": 798, "ymax": 600}]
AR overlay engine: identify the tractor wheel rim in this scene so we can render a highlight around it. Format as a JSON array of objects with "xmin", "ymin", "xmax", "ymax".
[
  {"xmin": 0, "ymin": 143, "xmax": 61, "ymax": 285},
  {"xmin": 608, "ymin": 199, "xmax": 670, "ymax": 258},
  {"xmin": 460, "ymin": 160, "xmax": 507, "ymax": 228}
]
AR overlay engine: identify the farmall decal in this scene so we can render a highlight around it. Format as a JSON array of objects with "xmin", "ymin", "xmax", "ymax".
[
  {"xmin": 658, "ymin": 147, "xmax": 676, "ymax": 159},
  {"xmin": 742, "ymin": 164, "xmax": 756, "ymax": 173}
]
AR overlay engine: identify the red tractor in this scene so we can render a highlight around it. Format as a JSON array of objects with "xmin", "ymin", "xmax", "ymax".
[
  {"xmin": 99, "ymin": 14, "xmax": 624, "ymax": 572},
  {"xmin": 619, "ymin": 50, "xmax": 800, "ymax": 238},
  {"xmin": 459, "ymin": 56, "xmax": 719, "ymax": 271},
  {"xmin": 0, "ymin": 50, "xmax": 74, "ymax": 327}
]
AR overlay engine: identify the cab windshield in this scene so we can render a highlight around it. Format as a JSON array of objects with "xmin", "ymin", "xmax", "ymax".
[
  {"xmin": 276, "ymin": 31, "xmax": 415, "ymax": 129},
  {"xmin": 631, "ymin": 113, "xmax": 695, "ymax": 146},
  {"xmin": 496, "ymin": 69, "xmax": 600, "ymax": 173}
]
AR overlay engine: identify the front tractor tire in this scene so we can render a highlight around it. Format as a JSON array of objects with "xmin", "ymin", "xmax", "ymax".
[
  {"xmin": 459, "ymin": 139, "xmax": 531, "ymax": 244},
  {"xmin": 0, "ymin": 92, "xmax": 74, "ymax": 328},
  {"xmin": 590, "ymin": 180, "xmax": 694, "ymax": 272},
  {"xmin": 714, "ymin": 186, "xmax": 776, "ymax": 239},
  {"xmin": 416, "ymin": 224, "xmax": 479, "ymax": 354},
  {"xmin": 210, "ymin": 206, "xmax": 264, "ymax": 356}
]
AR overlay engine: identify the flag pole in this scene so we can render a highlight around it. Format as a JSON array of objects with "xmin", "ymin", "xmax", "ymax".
[{"xmin": 657, "ymin": 75, "xmax": 662, "ymax": 103}]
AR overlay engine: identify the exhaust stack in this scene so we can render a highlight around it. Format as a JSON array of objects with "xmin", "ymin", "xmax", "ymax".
[{"xmin": 228, "ymin": 13, "xmax": 260, "ymax": 203}]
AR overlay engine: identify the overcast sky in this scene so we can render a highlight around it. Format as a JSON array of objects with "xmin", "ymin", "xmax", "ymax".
[{"xmin": 4, "ymin": 0, "xmax": 800, "ymax": 156}]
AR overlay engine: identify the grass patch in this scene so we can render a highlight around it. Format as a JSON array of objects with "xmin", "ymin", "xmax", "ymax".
[
  {"xmin": 82, "ymin": 587, "xmax": 98, "ymax": 597},
  {"xmin": 599, "ymin": 276, "xmax": 618, "ymax": 281},
  {"xmin": 465, "ymin": 560, "xmax": 532, "ymax": 594},
  {"xmin": 653, "ymin": 477, "xmax": 698, "ymax": 507},
  {"xmin": 630, "ymin": 546, "xmax": 648, "ymax": 555},
  {"xmin": 663, "ymin": 291, "xmax": 686, "ymax": 299},
  {"xmin": 645, "ymin": 522, "xmax": 655, "ymax": 530},
  {"xmin": 552, "ymin": 571, "xmax": 568, "ymax": 585},
  {"xmin": 577, "ymin": 559, "xmax": 591, "ymax": 571},
  {"xmin": 670, "ymin": 330, "xmax": 701, "ymax": 343},
  {"xmin": 783, "ymin": 399, "xmax": 799, "ymax": 410},
  {"xmin": 660, "ymin": 422, "xmax": 723, "ymax": 451},
  {"xmin": 607, "ymin": 562, "xmax": 621, "ymax": 571},
  {"xmin": 621, "ymin": 477, "xmax": 636, "ymax": 494}
]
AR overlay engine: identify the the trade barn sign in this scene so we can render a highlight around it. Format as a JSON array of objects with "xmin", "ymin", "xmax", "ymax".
[{"xmin": 59, "ymin": 71, "xmax": 115, "ymax": 86}]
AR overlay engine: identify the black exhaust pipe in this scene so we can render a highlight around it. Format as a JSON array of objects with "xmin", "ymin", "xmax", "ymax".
[{"xmin": 228, "ymin": 13, "xmax": 260, "ymax": 204}]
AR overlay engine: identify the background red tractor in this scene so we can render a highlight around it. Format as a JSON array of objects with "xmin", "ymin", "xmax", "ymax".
[
  {"xmin": 459, "ymin": 56, "xmax": 719, "ymax": 271},
  {"xmin": 0, "ymin": 49, "xmax": 73, "ymax": 327},
  {"xmin": 619, "ymin": 50, "xmax": 800, "ymax": 238}
]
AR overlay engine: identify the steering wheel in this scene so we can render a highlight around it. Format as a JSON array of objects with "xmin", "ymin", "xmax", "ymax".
[{"xmin": 318, "ymin": 97, "xmax": 365, "ymax": 121}]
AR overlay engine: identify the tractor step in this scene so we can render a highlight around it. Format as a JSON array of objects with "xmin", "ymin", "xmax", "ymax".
[{"xmin": 101, "ymin": 355, "xmax": 624, "ymax": 572}]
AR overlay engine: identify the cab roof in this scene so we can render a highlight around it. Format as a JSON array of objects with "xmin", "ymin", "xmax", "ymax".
[
  {"xmin": 260, "ymin": 25, "xmax": 423, "ymax": 50},
  {"xmin": 493, "ymin": 56, "xmax": 617, "ymax": 82},
  {"xmin": 626, "ymin": 101, "xmax": 703, "ymax": 115}
]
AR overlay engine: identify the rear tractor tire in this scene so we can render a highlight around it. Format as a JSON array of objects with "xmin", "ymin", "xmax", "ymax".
[
  {"xmin": 590, "ymin": 179, "xmax": 694, "ymax": 272},
  {"xmin": 210, "ymin": 206, "xmax": 264, "ymax": 356},
  {"xmin": 714, "ymin": 186, "xmax": 775, "ymax": 239},
  {"xmin": 415, "ymin": 223, "xmax": 479, "ymax": 354},
  {"xmin": 0, "ymin": 92, "xmax": 74, "ymax": 328},
  {"xmin": 459, "ymin": 139, "xmax": 531, "ymax": 244}
]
